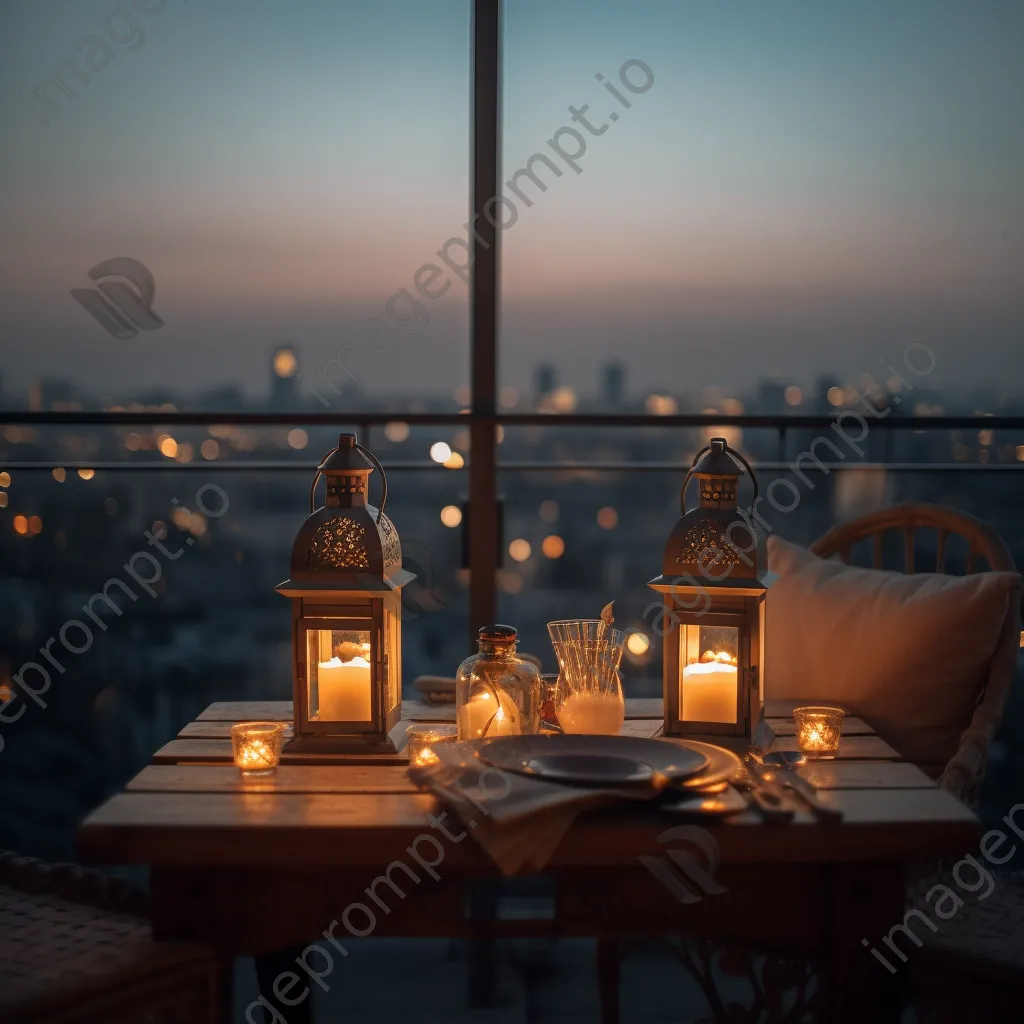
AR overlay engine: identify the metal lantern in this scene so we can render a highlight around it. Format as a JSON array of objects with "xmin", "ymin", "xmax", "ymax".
[
  {"xmin": 276, "ymin": 433, "xmax": 413, "ymax": 754},
  {"xmin": 648, "ymin": 437, "xmax": 773, "ymax": 748}
]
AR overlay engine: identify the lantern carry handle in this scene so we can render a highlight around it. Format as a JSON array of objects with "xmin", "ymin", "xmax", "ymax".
[
  {"xmin": 680, "ymin": 443, "xmax": 759, "ymax": 515},
  {"xmin": 308, "ymin": 442, "xmax": 388, "ymax": 522}
]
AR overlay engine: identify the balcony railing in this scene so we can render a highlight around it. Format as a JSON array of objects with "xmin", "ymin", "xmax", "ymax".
[{"xmin": 3, "ymin": 409, "xmax": 1022, "ymax": 646}]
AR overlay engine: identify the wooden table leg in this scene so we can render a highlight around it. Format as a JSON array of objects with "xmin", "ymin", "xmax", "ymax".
[
  {"xmin": 826, "ymin": 863, "xmax": 906, "ymax": 1024},
  {"xmin": 596, "ymin": 938, "xmax": 621, "ymax": 1024},
  {"xmin": 218, "ymin": 953, "xmax": 234, "ymax": 1024},
  {"xmin": 467, "ymin": 879, "xmax": 499, "ymax": 1008},
  {"xmin": 254, "ymin": 946, "xmax": 314, "ymax": 1024}
]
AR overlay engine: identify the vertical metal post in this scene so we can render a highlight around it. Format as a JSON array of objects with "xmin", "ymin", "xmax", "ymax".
[{"xmin": 468, "ymin": 0, "xmax": 501, "ymax": 646}]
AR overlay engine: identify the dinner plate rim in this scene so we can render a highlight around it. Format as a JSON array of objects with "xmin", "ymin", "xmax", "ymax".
[{"xmin": 477, "ymin": 733, "xmax": 712, "ymax": 785}]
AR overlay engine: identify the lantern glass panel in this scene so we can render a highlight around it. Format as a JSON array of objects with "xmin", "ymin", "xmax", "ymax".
[
  {"xmin": 678, "ymin": 624, "xmax": 739, "ymax": 724},
  {"xmin": 382, "ymin": 604, "xmax": 401, "ymax": 716},
  {"xmin": 306, "ymin": 626, "xmax": 373, "ymax": 723},
  {"xmin": 758, "ymin": 599, "xmax": 766, "ymax": 706}
]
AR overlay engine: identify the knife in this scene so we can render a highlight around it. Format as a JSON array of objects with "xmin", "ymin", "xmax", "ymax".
[{"xmin": 748, "ymin": 752, "xmax": 843, "ymax": 823}]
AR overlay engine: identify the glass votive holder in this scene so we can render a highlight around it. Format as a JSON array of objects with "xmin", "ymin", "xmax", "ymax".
[
  {"xmin": 231, "ymin": 722, "xmax": 285, "ymax": 775},
  {"xmin": 792, "ymin": 706, "xmax": 846, "ymax": 760},
  {"xmin": 407, "ymin": 724, "xmax": 457, "ymax": 768}
]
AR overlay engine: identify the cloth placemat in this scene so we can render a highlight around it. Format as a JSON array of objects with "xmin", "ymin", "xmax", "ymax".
[{"xmin": 410, "ymin": 741, "xmax": 671, "ymax": 874}]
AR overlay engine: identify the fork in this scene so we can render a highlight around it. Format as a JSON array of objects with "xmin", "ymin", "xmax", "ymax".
[{"xmin": 733, "ymin": 760, "xmax": 794, "ymax": 823}]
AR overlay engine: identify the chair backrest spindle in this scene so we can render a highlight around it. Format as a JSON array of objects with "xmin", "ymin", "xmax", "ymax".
[
  {"xmin": 813, "ymin": 504, "xmax": 1013, "ymax": 575},
  {"xmin": 904, "ymin": 526, "xmax": 915, "ymax": 574},
  {"xmin": 967, "ymin": 546, "xmax": 978, "ymax": 574}
]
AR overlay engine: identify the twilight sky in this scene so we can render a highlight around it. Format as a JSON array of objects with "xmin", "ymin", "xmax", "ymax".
[{"xmin": 1, "ymin": 0, "xmax": 1021, "ymax": 407}]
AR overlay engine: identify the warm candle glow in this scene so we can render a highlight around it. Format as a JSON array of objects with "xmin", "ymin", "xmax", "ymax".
[
  {"xmin": 231, "ymin": 722, "xmax": 284, "ymax": 775},
  {"xmin": 793, "ymin": 706, "xmax": 845, "ymax": 760},
  {"xmin": 317, "ymin": 656, "xmax": 372, "ymax": 721},
  {"xmin": 681, "ymin": 659, "xmax": 737, "ymax": 724},
  {"xmin": 457, "ymin": 688, "xmax": 520, "ymax": 739},
  {"xmin": 406, "ymin": 723, "xmax": 456, "ymax": 767},
  {"xmin": 237, "ymin": 739, "xmax": 275, "ymax": 770}
]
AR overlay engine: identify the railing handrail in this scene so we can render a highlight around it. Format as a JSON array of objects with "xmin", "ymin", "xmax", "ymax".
[
  {"xmin": 1, "ymin": 411, "xmax": 1023, "ymax": 429},
  {"xmin": 0, "ymin": 460, "xmax": 1018, "ymax": 474}
]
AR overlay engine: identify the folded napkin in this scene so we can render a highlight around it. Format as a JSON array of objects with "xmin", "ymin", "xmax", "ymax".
[{"xmin": 408, "ymin": 741, "xmax": 664, "ymax": 874}]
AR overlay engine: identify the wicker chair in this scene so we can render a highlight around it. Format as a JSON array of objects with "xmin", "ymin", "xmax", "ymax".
[
  {"xmin": 0, "ymin": 849, "xmax": 223, "ymax": 1024},
  {"xmin": 812, "ymin": 503, "xmax": 1024, "ymax": 1022}
]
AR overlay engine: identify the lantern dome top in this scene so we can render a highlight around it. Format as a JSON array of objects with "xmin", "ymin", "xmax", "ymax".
[
  {"xmin": 321, "ymin": 433, "xmax": 375, "ymax": 474},
  {"xmin": 691, "ymin": 437, "xmax": 744, "ymax": 480},
  {"xmin": 650, "ymin": 437, "xmax": 769, "ymax": 585},
  {"xmin": 275, "ymin": 433, "xmax": 414, "ymax": 596}
]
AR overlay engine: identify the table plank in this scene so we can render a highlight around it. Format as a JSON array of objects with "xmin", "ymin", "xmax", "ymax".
[
  {"xmin": 179, "ymin": 720, "xmax": 261, "ymax": 739},
  {"xmin": 620, "ymin": 697, "xmax": 664, "ymax": 719},
  {"xmin": 767, "ymin": 716, "xmax": 873, "ymax": 737},
  {"xmin": 197, "ymin": 701, "xmax": 292, "ymax": 722},
  {"xmin": 152, "ymin": 738, "xmax": 413, "ymax": 766},
  {"xmin": 128, "ymin": 765, "xmax": 418, "ymax": 794},
  {"xmin": 137, "ymin": 755, "xmax": 924, "ymax": 794},
  {"xmin": 618, "ymin": 719, "xmax": 664, "ymax": 739},
  {"xmin": 175, "ymin": 722, "xmax": 895, "ymax": 762},
  {"xmin": 767, "ymin": 733, "xmax": 898, "ymax": 761},
  {"xmin": 178, "ymin": 716, "xmax": 872, "ymax": 741},
  {"xmin": 194, "ymin": 696, "xmax": 666, "ymax": 725},
  {"xmin": 795, "ymin": 761, "xmax": 933, "ymax": 789},
  {"xmin": 78, "ymin": 786, "xmax": 979, "ymax": 869}
]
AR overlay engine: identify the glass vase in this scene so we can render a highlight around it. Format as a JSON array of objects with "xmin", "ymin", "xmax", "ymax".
[
  {"xmin": 547, "ymin": 619, "xmax": 627, "ymax": 735},
  {"xmin": 455, "ymin": 625, "xmax": 541, "ymax": 740}
]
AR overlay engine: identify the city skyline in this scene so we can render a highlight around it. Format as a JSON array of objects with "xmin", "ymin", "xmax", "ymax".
[{"xmin": 2, "ymin": 0, "xmax": 1021, "ymax": 403}]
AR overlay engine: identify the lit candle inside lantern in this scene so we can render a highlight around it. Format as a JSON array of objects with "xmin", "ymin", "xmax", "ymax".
[
  {"xmin": 681, "ymin": 651, "xmax": 737, "ymax": 724},
  {"xmin": 457, "ymin": 687, "xmax": 520, "ymax": 739},
  {"xmin": 317, "ymin": 656, "xmax": 372, "ymax": 721},
  {"xmin": 558, "ymin": 692, "xmax": 625, "ymax": 735}
]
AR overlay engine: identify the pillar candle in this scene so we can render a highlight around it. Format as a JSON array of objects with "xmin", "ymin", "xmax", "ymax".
[
  {"xmin": 317, "ymin": 656, "xmax": 372, "ymax": 721},
  {"xmin": 681, "ymin": 660, "xmax": 737, "ymax": 724},
  {"xmin": 457, "ymin": 687, "xmax": 520, "ymax": 739}
]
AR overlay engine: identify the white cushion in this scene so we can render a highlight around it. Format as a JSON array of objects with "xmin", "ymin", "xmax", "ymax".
[{"xmin": 764, "ymin": 535, "xmax": 1020, "ymax": 771}]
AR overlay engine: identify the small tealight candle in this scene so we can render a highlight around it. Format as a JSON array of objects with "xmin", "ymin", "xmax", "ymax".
[
  {"xmin": 406, "ymin": 724, "xmax": 457, "ymax": 767},
  {"xmin": 792, "ymin": 706, "xmax": 846, "ymax": 760},
  {"xmin": 231, "ymin": 722, "xmax": 285, "ymax": 775}
]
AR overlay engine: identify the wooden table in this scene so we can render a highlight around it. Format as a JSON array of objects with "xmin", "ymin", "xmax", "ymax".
[{"xmin": 78, "ymin": 699, "xmax": 979, "ymax": 1023}]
